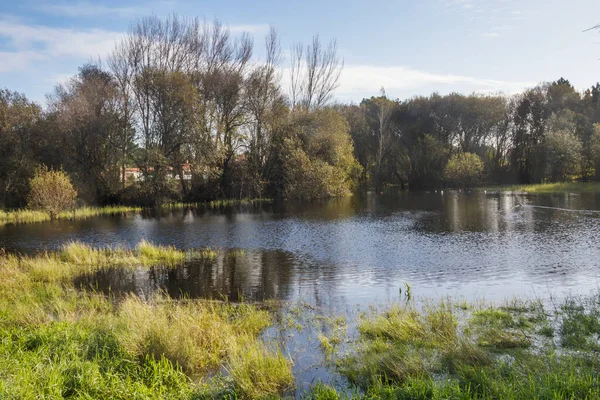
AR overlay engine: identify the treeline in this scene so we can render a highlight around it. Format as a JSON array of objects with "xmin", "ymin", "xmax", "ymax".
[
  {"xmin": 0, "ymin": 15, "xmax": 356, "ymax": 207},
  {"xmin": 344, "ymin": 80, "xmax": 600, "ymax": 191},
  {"xmin": 2, "ymin": 15, "xmax": 600, "ymax": 208}
]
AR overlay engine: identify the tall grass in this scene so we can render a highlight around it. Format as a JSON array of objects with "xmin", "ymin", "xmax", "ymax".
[
  {"xmin": 0, "ymin": 205, "xmax": 141, "ymax": 226},
  {"xmin": 0, "ymin": 246, "xmax": 294, "ymax": 399}
]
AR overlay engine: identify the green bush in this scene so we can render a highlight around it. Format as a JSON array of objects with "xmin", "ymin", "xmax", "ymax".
[
  {"xmin": 27, "ymin": 166, "xmax": 77, "ymax": 220},
  {"xmin": 444, "ymin": 152, "xmax": 484, "ymax": 188}
]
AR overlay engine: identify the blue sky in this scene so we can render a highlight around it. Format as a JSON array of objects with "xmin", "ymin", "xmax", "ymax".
[{"xmin": 1, "ymin": 0, "xmax": 600, "ymax": 106}]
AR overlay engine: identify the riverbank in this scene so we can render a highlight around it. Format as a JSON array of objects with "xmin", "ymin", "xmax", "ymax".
[
  {"xmin": 2, "ymin": 243, "xmax": 600, "ymax": 398},
  {"xmin": 480, "ymin": 181, "xmax": 600, "ymax": 193}
]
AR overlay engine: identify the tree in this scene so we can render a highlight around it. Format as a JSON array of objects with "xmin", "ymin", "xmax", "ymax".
[
  {"xmin": 590, "ymin": 124, "xmax": 600, "ymax": 180},
  {"xmin": 28, "ymin": 167, "xmax": 77, "ymax": 220},
  {"xmin": 542, "ymin": 111, "xmax": 583, "ymax": 182},
  {"xmin": 444, "ymin": 152, "xmax": 484, "ymax": 188},
  {"xmin": 0, "ymin": 89, "xmax": 41, "ymax": 207},
  {"xmin": 289, "ymin": 35, "xmax": 343, "ymax": 111},
  {"xmin": 362, "ymin": 89, "xmax": 395, "ymax": 192},
  {"xmin": 49, "ymin": 64, "xmax": 128, "ymax": 204},
  {"xmin": 279, "ymin": 108, "xmax": 359, "ymax": 199}
]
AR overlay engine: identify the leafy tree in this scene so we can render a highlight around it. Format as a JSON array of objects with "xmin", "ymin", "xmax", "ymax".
[
  {"xmin": 0, "ymin": 89, "xmax": 41, "ymax": 207},
  {"xmin": 444, "ymin": 152, "xmax": 484, "ymax": 188},
  {"xmin": 280, "ymin": 108, "xmax": 360, "ymax": 199},
  {"xmin": 590, "ymin": 124, "xmax": 600, "ymax": 180},
  {"xmin": 28, "ymin": 167, "xmax": 77, "ymax": 220},
  {"xmin": 543, "ymin": 111, "xmax": 583, "ymax": 182}
]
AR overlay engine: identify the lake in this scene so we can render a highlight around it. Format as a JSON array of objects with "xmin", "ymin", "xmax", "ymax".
[{"xmin": 2, "ymin": 191, "xmax": 600, "ymax": 310}]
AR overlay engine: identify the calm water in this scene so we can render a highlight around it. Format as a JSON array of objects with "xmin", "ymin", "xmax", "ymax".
[{"xmin": 2, "ymin": 191, "xmax": 600, "ymax": 307}]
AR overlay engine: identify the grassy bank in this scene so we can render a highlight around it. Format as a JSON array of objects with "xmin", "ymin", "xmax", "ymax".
[
  {"xmin": 481, "ymin": 181, "xmax": 600, "ymax": 193},
  {"xmin": 0, "ymin": 242, "xmax": 293, "ymax": 399},
  {"xmin": 0, "ymin": 205, "xmax": 141, "ymax": 226},
  {"xmin": 308, "ymin": 295, "xmax": 600, "ymax": 399},
  {"xmin": 4, "ymin": 243, "xmax": 600, "ymax": 398}
]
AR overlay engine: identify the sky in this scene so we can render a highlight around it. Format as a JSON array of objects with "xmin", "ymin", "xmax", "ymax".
[{"xmin": 1, "ymin": 0, "xmax": 600, "ymax": 106}]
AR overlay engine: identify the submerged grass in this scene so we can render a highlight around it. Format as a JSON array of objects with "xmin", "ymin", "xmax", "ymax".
[
  {"xmin": 324, "ymin": 296, "xmax": 600, "ymax": 399},
  {"xmin": 0, "ymin": 245, "xmax": 293, "ymax": 399},
  {"xmin": 481, "ymin": 181, "xmax": 600, "ymax": 193},
  {"xmin": 0, "ymin": 205, "xmax": 141, "ymax": 226},
  {"xmin": 4, "ymin": 241, "xmax": 600, "ymax": 399}
]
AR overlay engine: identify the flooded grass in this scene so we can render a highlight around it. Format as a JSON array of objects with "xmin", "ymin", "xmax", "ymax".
[
  {"xmin": 3, "ymin": 243, "xmax": 600, "ymax": 398},
  {"xmin": 481, "ymin": 181, "xmax": 600, "ymax": 193},
  {"xmin": 0, "ymin": 246, "xmax": 293, "ymax": 399},
  {"xmin": 315, "ymin": 296, "xmax": 600, "ymax": 399},
  {"xmin": 0, "ymin": 205, "xmax": 141, "ymax": 226}
]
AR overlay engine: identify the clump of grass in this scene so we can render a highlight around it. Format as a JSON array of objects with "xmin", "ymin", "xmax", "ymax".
[
  {"xmin": 559, "ymin": 296, "xmax": 600, "ymax": 350},
  {"xmin": 117, "ymin": 296, "xmax": 271, "ymax": 375},
  {"xmin": 187, "ymin": 248, "xmax": 218, "ymax": 260},
  {"xmin": 227, "ymin": 341, "xmax": 294, "ymax": 399},
  {"xmin": 136, "ymin": 240, "xmax": 185, "ymax": 266}
]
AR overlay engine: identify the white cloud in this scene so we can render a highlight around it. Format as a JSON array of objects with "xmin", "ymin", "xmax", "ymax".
[
  {"xmin": 228, "ymin": 24, "xmax": 270, "ymax": 35},
  {"xmin": 0, "ymin": 18, "xmax": 123, "ymax": 62},
  {"xmin": 0, "ymin": 51, "xmax": 45, "ymax": 72},
  {"xmin": 0, "ymin": 18, "xmax": 270, "ymax": 74},
  {"xmin": 39, "ymin": 2, "xmax": 145, "ymax": 18},
  {"xmin": 482, "ymin": 32, "xmax": 500, "ymax": 37},
  {"xmin": 333, "ymin": 65, "xmax": 534, "ymax": 100}
]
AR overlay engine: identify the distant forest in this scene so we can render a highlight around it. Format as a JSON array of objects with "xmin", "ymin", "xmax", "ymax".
[{"xmin": 2, "ymin": 15, "xmax": 600, "ymax": 207}]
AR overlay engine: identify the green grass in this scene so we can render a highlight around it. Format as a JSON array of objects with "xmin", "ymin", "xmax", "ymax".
[
  {"xmin": 328, "ymin": 296, "xmax": 600, "ymax": 399},
  {"xmin": 0, "ymin": 245, "xmax": 293, "ymax": 399},
  {"xmin": 480, "ymin": 181, "xmax": 600, "ymax": 193},
  {"xmin": 4, "ymin": 242, "xmax": 600, "ymax": 399},
  {"xmin": 0, "ymin": 205, "xmax": 141, "ymax": 226}
]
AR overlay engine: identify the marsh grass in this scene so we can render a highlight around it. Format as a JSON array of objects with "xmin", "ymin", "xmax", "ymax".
[
  {"xmin": 481, "ymin": 181, "xmax": 600, "ymax": 193},
  {"xmin": 0, "ymin": 205, "xmax": 141, "ymax": 226},
  {"xmin": 329, "ymin": 296, "xmax": 600, "ymax": 399},
  {"xmin": 0, "ymin": 246, "xmax": 294, "ymax": 399}
]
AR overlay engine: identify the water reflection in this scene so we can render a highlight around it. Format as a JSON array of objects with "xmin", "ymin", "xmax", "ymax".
[
  {"xmin": 3, "ymin": 191, "xmax": 600, "ymax": 304},
  {"xmin": 75, "ymin": 250, "xmax": 296, "ymax": 302}
]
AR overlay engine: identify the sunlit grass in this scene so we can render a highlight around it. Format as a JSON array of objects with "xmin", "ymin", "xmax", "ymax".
[
  {"xmin": 333, "ymin": 296, "xmax": 600, "ymax": 399},
  {"xmin": 481, "ymin": 181, "xmax": 600, "ymax": 193},
  {"xmin": 0, "ymin": 205, "xmax": 141, "ymax": 226},
  {"xmin": 0, "ymin": 246, "xmax": 293, "ymax": 399}
]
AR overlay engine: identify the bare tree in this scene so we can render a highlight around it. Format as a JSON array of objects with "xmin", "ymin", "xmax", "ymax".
[{"xmin": 289, "ymin": 35, "xmax": 343, "ymax": 111}]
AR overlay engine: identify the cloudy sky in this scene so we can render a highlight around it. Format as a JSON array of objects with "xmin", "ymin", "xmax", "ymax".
[{"xmin": 1, "ymin": 0, "xmax": 600, "ymax": 105}]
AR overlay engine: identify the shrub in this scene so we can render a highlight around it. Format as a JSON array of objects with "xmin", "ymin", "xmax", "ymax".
[
  {"xmin": 444, "ymin": 152, "xmax": 484, "ymax": 188},
  {"xmin": 27, "ymin": 166, "xmax": 77, "ymax": 220}
]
